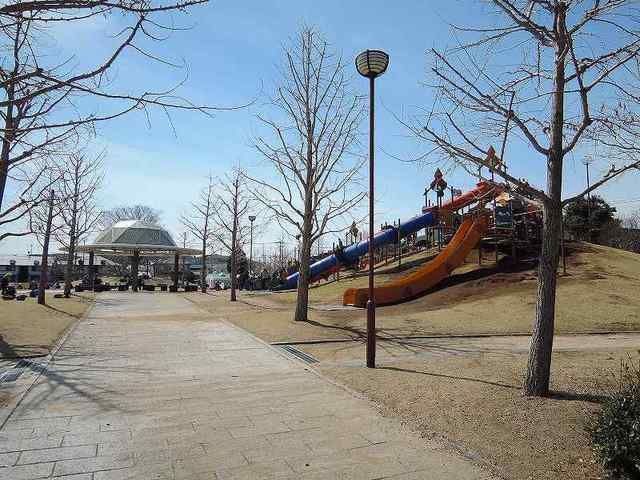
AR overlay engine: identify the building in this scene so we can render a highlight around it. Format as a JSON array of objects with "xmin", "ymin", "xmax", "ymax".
[
  {"xmin": 75, "ymin": 220, "xmax": 199, "ymax": 291},
  {"xmin": 188, "ymin": 253, "xmax": 228, "ymax": 276}
]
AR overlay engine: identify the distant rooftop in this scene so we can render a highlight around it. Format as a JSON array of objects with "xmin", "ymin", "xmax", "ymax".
[
  {"xmin": 94, "ymin": 220, "xmax": 177, "ymax": 247},
  {"xmin": 77, "ymin": 219, "xmax": 198, "ymax": 256}
]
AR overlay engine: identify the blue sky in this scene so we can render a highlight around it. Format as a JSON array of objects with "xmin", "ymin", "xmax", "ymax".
[{"xmin": 2, "ymin": 0, "xmax": 639, "ymax": 254}]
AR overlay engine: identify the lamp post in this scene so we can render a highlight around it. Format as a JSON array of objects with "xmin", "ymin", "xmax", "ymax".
[
  {"xmin": 356, "ymin": 49, "xmax": 389, "ymax": 369},
  {"xmin": 248, "ymin": 215, "xmax": 256, "ymax": 275}
]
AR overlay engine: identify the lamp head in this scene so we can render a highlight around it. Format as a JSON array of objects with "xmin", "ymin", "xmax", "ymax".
[{"xmin": 355, "ymin": 49, "xmax": 389, "ymax": 78}]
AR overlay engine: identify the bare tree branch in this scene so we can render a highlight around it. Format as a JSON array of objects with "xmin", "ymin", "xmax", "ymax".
[
  {"xmin": 248, "ymin": 26, "xmax": 365, "ymax": 321},
  {"xmin": 180, "ymin": 174, "xmax": 216, "ymax": 292},
  {"xmin": 0, "ymin": 0, "xmax": 247, "ymax": 235}
]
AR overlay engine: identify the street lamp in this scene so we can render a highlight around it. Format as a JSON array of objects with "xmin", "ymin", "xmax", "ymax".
[
  {"xmin": 248, "ymin": 215, "xmax": 256, "ymax": 276},
  {"xmin": 356, "ymin": 49, "xmax": 389, "ymax": 369}
]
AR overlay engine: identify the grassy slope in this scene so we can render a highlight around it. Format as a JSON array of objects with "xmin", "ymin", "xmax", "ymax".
[{"xmin": 232, "ymin": 242, "xmax": 640, "ymax": 342}]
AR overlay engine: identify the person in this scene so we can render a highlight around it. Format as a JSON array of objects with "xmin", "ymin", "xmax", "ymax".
[{"xmin": 1, "ymin": 273, "xmax": 9, "ymax": 295}]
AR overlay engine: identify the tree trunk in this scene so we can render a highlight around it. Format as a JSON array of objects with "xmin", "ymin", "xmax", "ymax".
[
  {"xmin": 294, "ymin": 213, "xmax": 313, "ymax": 322},
  {"xmin": 173, "ymin": 252, "xmax": 179, "ymax": 290},
  {"xmin": 230, "ymin": 244, "xmax": 237, "ymax": 301},
  {"xmin": 64, "ymin": 197, "xmax": 79, "ymax": 298},
  {"xmin": 0, "ymin": 77, "xmax": 15, "ymax": 214},
  {"xmin": 0, "ymin": 135, "xmax": 10, "ymax": 215},
  {"xmin": 294, "ymin": 130, "xmax": 315, "ymax": 322},
  {"xmin": 38, "ymin": 190, "xmax": 55, "ymax": 305},
  {"xmin": 525, "ymin": 198, "xmax": 562, "ymax": 395},
  {"xmin": 230, "ymin": 194, "xmax": 238, "ymax": 302},
  {"xmin": 131, "ymin": 250, "xmax": 140, "ymax": 292},
  {"xmin": 64, "ymin": 239, "xmax": 75, "ymax": 297},
  {"xmin": 524, "ymin": 3, "xmax": 566, "ymax": 397},
  {"xmin": 201, "ymin": 242, "xmax": 207, "ymax": 294}
]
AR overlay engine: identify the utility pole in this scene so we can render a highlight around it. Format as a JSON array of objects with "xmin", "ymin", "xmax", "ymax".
[
  {"xmin": 181, "ymin": 232, "xmax": 187, "ymax": 276},
  {"xmin": 584, "ymin": 159, "xmax": 592, "ymax": 242},
  {"xmin": 423, "ymin": 188, "xmax": 429, "ymax": 251},
  {"xmin": 248, "ymin": 215, "xmax": 256, "ymax": 275},
  {"xmin": 397, "ymin": 218, "xmax": 401, "ymax": 268}
]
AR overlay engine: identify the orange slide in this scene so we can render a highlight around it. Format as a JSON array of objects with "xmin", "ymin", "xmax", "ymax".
[{"xmin": 343, "ymin": 213, "xmax": 490, "ymax": 307}]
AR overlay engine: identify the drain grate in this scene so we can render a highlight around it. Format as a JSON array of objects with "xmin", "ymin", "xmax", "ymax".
[{"xmin": 278, "ymin": 345, "xmax": 318, "ymax": 364}]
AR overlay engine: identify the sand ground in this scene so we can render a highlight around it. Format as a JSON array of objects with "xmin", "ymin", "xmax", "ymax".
[{"xmin": 0, "ymin": 294, "xmax": 93, "ymax": 359}]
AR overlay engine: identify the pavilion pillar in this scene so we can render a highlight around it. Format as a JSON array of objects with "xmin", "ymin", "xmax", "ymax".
[
  {"xmin": 173, "ymin": 252, "xmax": 180, "ymax": 291},
  {"xmin": 131, "ymin": 250, "xmax": 140, "ymax": 292},
  {"xmin": 88, "ymin": 251, "xmax": 95, "ymax": 291}
]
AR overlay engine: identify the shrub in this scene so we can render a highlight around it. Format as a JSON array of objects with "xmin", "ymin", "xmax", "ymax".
[{"xmin": 589, "ymin": 360, "xmax": 640, "ymax": 479}]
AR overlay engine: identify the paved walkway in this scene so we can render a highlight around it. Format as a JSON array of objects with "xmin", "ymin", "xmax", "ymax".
[{"xmin": 0, "ymin": 293, "xmax": 495, "ymax": 479}]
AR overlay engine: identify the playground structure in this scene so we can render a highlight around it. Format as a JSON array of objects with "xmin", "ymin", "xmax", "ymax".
[
  {"xmin": 279, "ymin": 158, "xmax": 544, "ymax": 307},
  {"xmin": 343, "ymin": 211, "xmax": 490, "ymax": 307},
  {"xmin": 281, "ymin": 181, "xmax": 504, "ymax": 290}
]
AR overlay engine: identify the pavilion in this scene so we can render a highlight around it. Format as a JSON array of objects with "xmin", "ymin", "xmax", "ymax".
[{"xmin": 76, "ymin": 220, "xmax": 199, "ymax": 292}]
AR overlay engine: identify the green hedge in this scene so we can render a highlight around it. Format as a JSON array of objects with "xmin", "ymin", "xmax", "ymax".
[{"xmin": 589, "ymin": 360, "xmax": 640, "ymax": 479}]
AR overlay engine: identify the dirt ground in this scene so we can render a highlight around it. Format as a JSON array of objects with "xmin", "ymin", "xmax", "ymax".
[
  {"xmin": 187, "ymin": 242, "xmax": 640, "ymax": 479},
  {"xmin": 309, "ymin": 346, "xmax": 627, "ymax": 480},
  {"xmin": 0, "ymin": 294, "xmax": 93, "ymax": 358}
]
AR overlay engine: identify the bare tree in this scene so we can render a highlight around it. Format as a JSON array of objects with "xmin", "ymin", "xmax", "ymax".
[
  {"xmin": 180, "ymin": 175, "xmax": 216, "ymax": 293},
  {"xmin": 0, "ymin": 0, "xmax": 240, "ymax": 241},
  {"xmin": 0, "ymin": 166, "xmax": 57, "ymax": 241},
  {"xmin": 30, "ymin": 177, "xmax": 66, "ymax": 304},
  {"xmin": 412, "ymin": 1, "xmax": 640, "ymax": 396},
  {"xmin": 248, "ymin": 26, "xmax": 365, "ymax": 322},
  {"xmin": 212, "ymin": 168, "xmax": 251, "ymax": 302},
  {"xmin": 100, "ymin": 205, "xmax": 161, "ymax": 229},
  {"xmin": 54, "ymin": 151, "xmax": 103, "ymax": 297}
]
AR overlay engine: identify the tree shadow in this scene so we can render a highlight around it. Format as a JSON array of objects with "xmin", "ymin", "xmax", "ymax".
[
  {"xmin": 12, "ymin": 349, "xmax": 150, "ymax": 416},
  {"xmin": 303, "ymin": 319, "xmax": 366, "ymax": 340},
  {"xmin": 547, "ymin": 390, "xmax": 608, "ymax": 404},
  {"xmin": 379, "ymin": 366, "xmax": 519, "ymax": 390},
  {"xmin": 0, "ymin": 335, "xmax": 49, "ymax": 359},
  {"xmin": 43, "ymin": 303, "xmax": 84, "ymax": 319}
]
